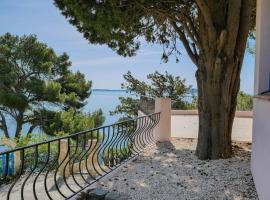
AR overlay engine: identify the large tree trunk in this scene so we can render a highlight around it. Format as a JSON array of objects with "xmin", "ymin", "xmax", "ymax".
[
  {"xmin": 193, "ymin": 0, "xmax": 254, "ymax": 159},
  {"xmin": 195, "ymin": 57, "xmax": 241, "ymax": 159}
]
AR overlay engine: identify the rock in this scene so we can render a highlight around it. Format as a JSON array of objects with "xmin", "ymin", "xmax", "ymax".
[
  {"xmin": 88, "ymin": 188, "xmax": 109, "ymax": 199},
  {"xmin": 76, "ymin": 191, "xmax": 90, "ymax": 200},
  {"xmin": 105, "ymin": 191, "xmax": 129, "ymax": 200}
]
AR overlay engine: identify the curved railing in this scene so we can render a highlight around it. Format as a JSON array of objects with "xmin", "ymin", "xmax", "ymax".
[{"xmin": 0, "ymin": 113, "xmax": 160, "ymax": 200}]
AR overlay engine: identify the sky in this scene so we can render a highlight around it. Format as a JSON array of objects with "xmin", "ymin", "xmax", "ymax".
[{"xmin": 0, "ymin": 0, "xmax": 255, "ymax": 94}]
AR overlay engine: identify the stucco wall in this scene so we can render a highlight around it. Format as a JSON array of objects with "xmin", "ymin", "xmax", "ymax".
[
  {"xmin": 251, "ymin": 0, "xmax": 270, "ymax": 198},
  {"xmin": 251, "ymin": 98, "xmax": 270, "ymax": 199},
  {"xmin": 171, "ymin": 110, "xmax": 253, "ymax": 142}
]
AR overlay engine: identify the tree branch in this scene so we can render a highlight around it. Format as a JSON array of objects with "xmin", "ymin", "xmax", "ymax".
[
  {"xmin": 0, "ymin": 107, "xmax": 16, "ymax": 120},
  {"xmin": 225, "ymin": 0, "xmax": 242, "ymax": 56},
  {"xmin": 229, "ymin": 0, "xmax": 253, "ymax": 98},
  {"xmin": 235, "ymin": 0, "xmax": 253, "ymax": 60},
  {"xmin": 171, "ymin": 21, "xmax": 198, "ymax": 66},
  {"xmin": 27, "ymin": 125, "xmax": 36, "ymax": 136},
  {"xmin": 0, "ymin": 111, "xmax": 9, "ymax": 138},
  {"xmin": 195, "ymin": 0, "xmax": 216, "ymax": 44},
  {"xmin": 145, "ymin": 6, "xmax": 202, "ymax": 52}
]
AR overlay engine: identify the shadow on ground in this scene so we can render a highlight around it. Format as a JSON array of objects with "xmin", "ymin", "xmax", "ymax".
[{"xmin": 101, "ymin": 138, "xmax": 258, "ymax": 200}]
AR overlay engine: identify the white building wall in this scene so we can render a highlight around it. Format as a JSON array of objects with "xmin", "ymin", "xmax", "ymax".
[
  {"xmin": 252, "ymin": 99, "xmax": 270, "ymax": 199},
  {"xmin": 251, "ymin": 0, "xmax": 270, "ymax": 199},
  {"xmin": 254, "ymin": 0, "xmax": 270, "ymax": 94}
]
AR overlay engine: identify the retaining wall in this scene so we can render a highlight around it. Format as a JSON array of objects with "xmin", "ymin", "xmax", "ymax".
[{"xmin": 171, "ymin": 110, "xmax": 253, "ymax": 142}]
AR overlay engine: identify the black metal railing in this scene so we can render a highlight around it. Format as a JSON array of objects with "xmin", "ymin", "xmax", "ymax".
[{"xmin": 0, "ymin": 113, "xmax": 160, "ymax": 200}]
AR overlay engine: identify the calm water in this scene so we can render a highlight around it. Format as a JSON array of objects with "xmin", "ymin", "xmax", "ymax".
[{"xmin": 85, "ymin": 89, "xmax": 132, "ymax": 125}]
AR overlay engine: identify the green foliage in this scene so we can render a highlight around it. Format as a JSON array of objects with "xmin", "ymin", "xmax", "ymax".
[
  {"xmin": 168, "ymin": 91, "xmax": 253, "ymax": 111},
  {"xmin": 53, "ymin": 0, "xmax": 198, "ymax": 61},
  {"xmin": 15, "ymin": 134, "xmax": 60, "ymax": 173},
  {"xmin": 54, "ymin": 1, "xmax": 255, "ymax": 62},
  {"xmin": 15, "ymin": 133, "xmax": 52, "ymax": 148},
  {"xmin": 40, "ymin": 108, "xmax": 104, "ymax": 136},
  {"xmin": 111, "ymin": 71, "xmax": 193, "ymax": 118},
  {"xmin": 122, "ymin": 71, "xmax": 191, "ymax": 98},
  {"xmin": 0, "ymin": 33, "xmax": 101, "ymax": 138},
  {"xmin": 102, "ymin": 145, "xmax": 132, "ymax": 167},
  {"xmin": 54, "ymin": 0, "xmax": 144, "ymax": 57},
  {"xmin": 237, "ymin": 91, "xmax": 253, "ymax": 111},
  {"xmin": 247, "ymin": 33, "xmax": 256, "ymax": 55},
  {"xmin": 175, "ymin": 96, "xmax": 198, "ymax": 110},
  {"xmin": 110, "ymin": 97, "xmax": 140, "ymax": 118}
]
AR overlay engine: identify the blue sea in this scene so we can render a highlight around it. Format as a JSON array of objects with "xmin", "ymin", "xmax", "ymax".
[{"xmin": 85, "ymin": 89, "xmax": 133, "ymax": 125}]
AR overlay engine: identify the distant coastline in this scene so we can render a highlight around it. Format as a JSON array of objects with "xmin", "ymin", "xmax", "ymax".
[
  {"xmin": 91, "ymin": 89, "xmax": 126, "ymax": 92},
  {"xmin": 92, "ymin": 88, "xmax": 198, "ymax": 95}
]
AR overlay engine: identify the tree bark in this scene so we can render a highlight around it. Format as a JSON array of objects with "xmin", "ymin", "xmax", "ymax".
[
  {"xmin": 192, "ymin": 0, "xmax": 253, "ymax": 159},
  {"xmin": 195, "ymin": 57, "xmax": 240, "ymax": 159},
  {"xmin": 0, "ymin": 111, "xmax": 9, "ymax": 138},
  {"xmin": 15, "ymin": 112, "xmax": 24, "ymax": 139}
]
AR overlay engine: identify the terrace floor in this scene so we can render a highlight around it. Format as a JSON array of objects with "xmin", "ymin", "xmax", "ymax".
[{"xmin": 99, "ymin": 138, "xmax": 258, "ymax": 200}]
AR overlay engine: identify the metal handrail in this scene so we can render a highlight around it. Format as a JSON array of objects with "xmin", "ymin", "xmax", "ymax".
[
  {"xmin": 0, "ymin": 113, "xmax": 159, "ymax": 156},
  {"xmin": 0, "ymin": 112, "xmax": 160, "ymax": 200}
]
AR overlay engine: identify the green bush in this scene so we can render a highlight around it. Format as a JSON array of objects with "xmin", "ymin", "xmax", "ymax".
[
  {"xmin": 237, "ymin": 91, "xmax": 253, "ymax": 111},
  {"xmin": 102, "ymin": 145, "xmax": 133, "ymax": 167}
]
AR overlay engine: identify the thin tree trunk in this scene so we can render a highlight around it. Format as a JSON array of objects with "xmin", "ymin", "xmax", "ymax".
[
  {"xmin": 15, "ymin": 112, "xmax": 24, "ymax": 139},
  {"xmin": 27, "ymin": 125, "xmax": 36, "ymax": 136},
  {"xmin": 0, "ymin": 111, "xmax": 9, "ymax": 138}
]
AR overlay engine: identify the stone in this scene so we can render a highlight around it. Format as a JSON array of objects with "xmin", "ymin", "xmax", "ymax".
[
  {"xmin": 105, "ymin": 191, "xmax": 130, "ymax": 200},
  {"xmin": 88, "ymin": 188, "xmax": 109, "ymax": 199},
  {"xmin": 76, "ymin": 191, "xmax": 90, "ymax": 200}
]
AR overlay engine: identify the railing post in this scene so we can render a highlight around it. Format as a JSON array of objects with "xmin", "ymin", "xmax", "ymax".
[
  {"xmin": 58, "ymin": 139, "xmax": 70, "ymax": 176},
  {"xmin": 154, "ymin": 97, "xmax": 171, "ymax": 141}
]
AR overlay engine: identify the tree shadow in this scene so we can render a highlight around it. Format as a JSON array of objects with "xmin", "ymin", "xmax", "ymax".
[{"xmin": 101, "ymin": 139, "xmax": 258, "ymax": 200}]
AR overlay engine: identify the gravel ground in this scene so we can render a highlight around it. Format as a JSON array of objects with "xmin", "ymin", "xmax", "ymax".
[{"xmin": 100, "ymin": 138, "xmax": 258, "ymax": 200}]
